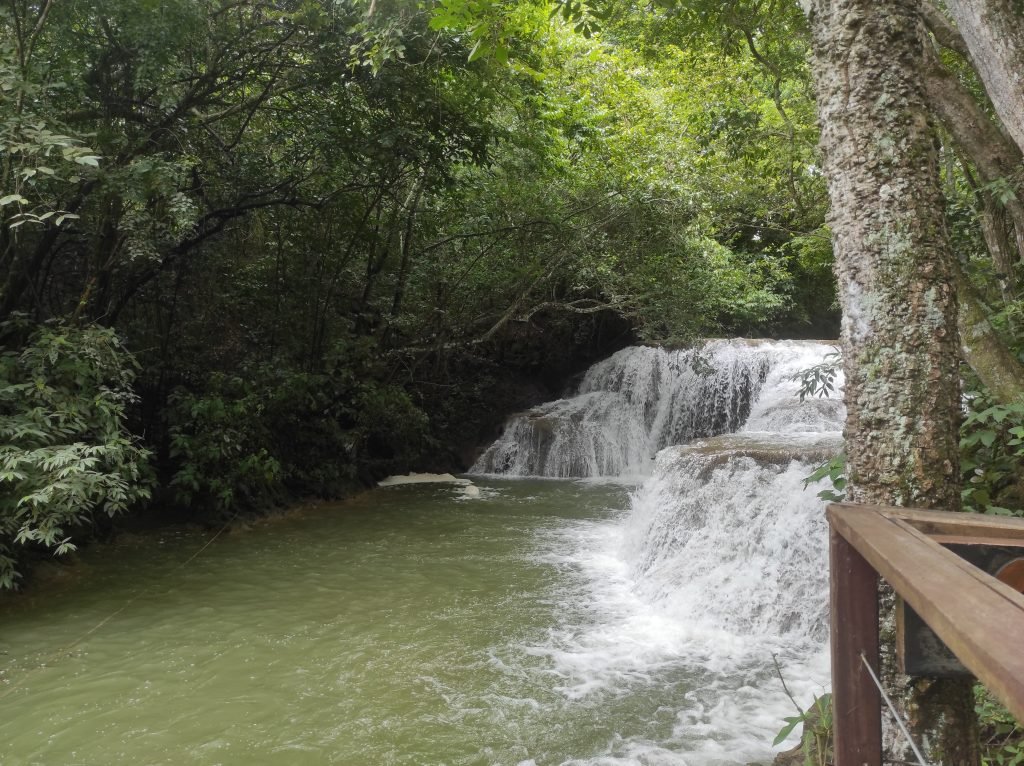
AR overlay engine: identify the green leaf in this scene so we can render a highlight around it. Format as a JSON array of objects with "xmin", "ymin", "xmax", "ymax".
[
  {"xmin": 773, "ymin": 715, "xmax": 803, "ymax": 746},
  {"xmin": 986, "ymin": 506, "xmax": 1016, "ymax": 517}
]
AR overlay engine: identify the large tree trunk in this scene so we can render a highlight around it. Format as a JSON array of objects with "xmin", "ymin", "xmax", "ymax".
[
  {"xmin": 944, "ymin": 0, "xmax": 1024, "ymax": 156},
  {"xmin": 803, "ymin": 1, "xmax": 978, "ymax": 763},
  {"xmin": 805, "ymin": 0, "xmax": 961, "ymax": 509}
]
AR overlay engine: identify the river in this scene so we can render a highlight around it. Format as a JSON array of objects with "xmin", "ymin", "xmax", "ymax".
[{"xmin": 0, "ymin": 341, "xmax": 841, "ymax": 765}]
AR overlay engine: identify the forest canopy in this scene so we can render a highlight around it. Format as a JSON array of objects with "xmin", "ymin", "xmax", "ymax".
[
  {"xmin": 2, "ymin": 0, "xmax": 1023, "ymax": 600},
  {"xmin": 0, "ymin": 0, "xmax": 836, "ymax": 585}
]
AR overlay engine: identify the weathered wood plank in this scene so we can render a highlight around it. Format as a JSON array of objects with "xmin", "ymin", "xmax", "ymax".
[
  {"xmin": 889, "ymin": 518, "xmax": 1024, "ymax": 609},
  {"xmin": 927, "ymin": 534, "xmax": 1024, "ymax": 548},
  {"xmin": 830, "ymin": 524, "xmax": 882, "ymax": 766},
  {"xmin": 828, "ymin": 504, "xmax": 1024, "ymax": 723},
  {"xmin": 831, "ymin": 502, "xmax": 1024, "ymax": 540}
]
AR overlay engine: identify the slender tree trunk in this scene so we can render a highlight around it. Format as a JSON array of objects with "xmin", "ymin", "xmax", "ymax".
[
  {"xmin": 922, "ymin": 48, "xmax": 1024, "ymax": 263},
  {"xmin": 803, "ymin": 1, "xmax": 978, "ymax": 763},
  {"xmin": 977, "ymin": 194, "xmax": 1018, "ymax": 299},
  {"xmin": 944, "ymin": 0, "xmax": 1024, "ymax": 156},
  {"xmin": 381, "ymin": 171, "xmax": 427, "ymax": 349},
  {"xmin": 957, "ymin": 264, "xmax": 1024, "ymax": 403}
]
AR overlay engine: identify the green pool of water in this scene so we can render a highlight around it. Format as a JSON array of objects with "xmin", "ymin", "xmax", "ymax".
[{"xmin": 2, "ymin": 479, "xmax": 721, "ymax": 765}]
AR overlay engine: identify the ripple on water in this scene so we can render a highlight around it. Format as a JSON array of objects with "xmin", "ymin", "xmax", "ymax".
[{"xmin": 0, "ymin": 479, "xmax": 826, "ymax": 766}]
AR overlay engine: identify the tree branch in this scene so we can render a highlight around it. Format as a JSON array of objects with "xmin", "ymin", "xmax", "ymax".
[
  {"xmin": 922, "ymin": 46, "xmax": 1024, "ymax": 262},
  {"xmin": 919, "ymin": 0, "xmax": 970, "ymax": 58},
  {"xmin": 956, "ymin": 263, "xmax": 1024, "ymax": 404}
]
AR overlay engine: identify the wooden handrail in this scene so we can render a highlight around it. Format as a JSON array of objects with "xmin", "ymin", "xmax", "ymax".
[{"xmin": 827, "ymin": 503, "xmax": 1024, "ymax": 766}]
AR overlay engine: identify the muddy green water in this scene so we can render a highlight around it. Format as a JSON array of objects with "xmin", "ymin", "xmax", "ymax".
[{"xmin": 1, "ymin": 480, "xmax": 716, "ymax": 766}]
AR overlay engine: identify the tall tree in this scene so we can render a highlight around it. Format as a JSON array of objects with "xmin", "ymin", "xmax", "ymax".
[{"xmin": 804, "ymin": 0, "xmax": 976, "ymax": 763}]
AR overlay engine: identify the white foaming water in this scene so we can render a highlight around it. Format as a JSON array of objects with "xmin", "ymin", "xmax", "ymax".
[
  {"xmin": 503, "ymin": 339, "xmax": 845, "ymax": 763},
  {"xmin": 526, "ymin": 461, "xmax": 836, "ymax": 763},
  {"xmin": 471, "ymin": 342, "xmax": 772, "ymax": 477},
  {"xmin": 624, "ymin": 440, "xmax": 841, "ymax": 649},
  {"xmin": 741, "ymin": 342, "xmax": 844, "ymax": 434},
  {"xmin": 471, "ymin": 340, "xmax": 841, "ymax": 478}
]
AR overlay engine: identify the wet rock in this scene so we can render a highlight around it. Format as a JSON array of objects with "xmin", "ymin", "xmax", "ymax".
[{"xmin": 657, "ymin": 432, "xmax": 844, "ymax": 481}]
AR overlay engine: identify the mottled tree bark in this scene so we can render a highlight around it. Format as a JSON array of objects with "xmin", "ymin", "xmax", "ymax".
[
  {"xmin": 944, "ymin": 0, "xmax": 1024, "ymax": 157},
  {"xmin": 805, "ymin": 0, "xmax": 961, "ymax": 509},
  {"xmin": 803, "ymin": 1, "xmax": 978, "ymax": 763}
]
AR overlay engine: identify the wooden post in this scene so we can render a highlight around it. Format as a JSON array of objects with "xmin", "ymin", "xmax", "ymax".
[{"xmin": 830, "ymin": 524, "xmax": 882, "ymax": 766}]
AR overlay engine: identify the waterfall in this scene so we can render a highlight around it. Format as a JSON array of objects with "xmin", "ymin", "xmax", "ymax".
[
  {"xmin": 623, "ymin": 433, "xmax": 842, "ymax": 646},
  {"xmin": 618, "ymin": 341, "xmax": 844, "ymax": 645},
  {"xmin": 501, "ymin": 339, "xmax": 845, "ymax": 761},
  {"xmin": 471, "ymin": 340, "xmax": 841, "ymax": 478},
  {"xmin": 471, "ymin": 341, "xmax": 771, "ymax": 478}
]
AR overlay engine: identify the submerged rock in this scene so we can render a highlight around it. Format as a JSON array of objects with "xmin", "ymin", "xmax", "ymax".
[
  {"xmin": 657, "ymin": 432, "xmax": 843, "ymax": 481},
  {"xmin": 377, "ymin": 472, "xmax": 470, "ymax": 487}
]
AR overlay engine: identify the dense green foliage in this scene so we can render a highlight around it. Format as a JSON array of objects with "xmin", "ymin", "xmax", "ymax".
[
  {"xmin": 977, "ymin": 687, "xmax": 1024, "ymax": 766},
  {"xmin": 0, "ymin": 319, "xmax": 151, "ymax": 588},
  {"xmin": 960, "ymin": 396, "xmax": 1024, "ymax": 515},
  {"xmin": 0, "ymin": 0, "xmax": 836, "ymax": 584}
]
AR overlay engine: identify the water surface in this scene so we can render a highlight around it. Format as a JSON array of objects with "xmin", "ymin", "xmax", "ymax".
[{"xmin": 1, "ymin": 479, "xmax": 823, "ymax": 766}]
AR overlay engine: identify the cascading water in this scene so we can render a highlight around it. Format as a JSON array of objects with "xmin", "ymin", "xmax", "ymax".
[
  {"xmin": 471, "ymin": 340, "xmax": 844, "ymax": 480},
  {"xmin": 470, "ymin": 341, "xmax": 777, "ymax": 478},
  {"xmin": 623, "ymin": 342, "xmax": 845, "ymax": 639},
  {"xmin": 482, "ymin": 339, "xmax": 846, "ymax": 761}
]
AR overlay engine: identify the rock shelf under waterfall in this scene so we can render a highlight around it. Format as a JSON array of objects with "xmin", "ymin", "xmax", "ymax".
[
  {"xmin": 668, "ymin": 432, "xmax": 844, "ymax": 478},
  {"xmin": 471, "ymin": 339, "xmax": 844, "ymax": 478}
]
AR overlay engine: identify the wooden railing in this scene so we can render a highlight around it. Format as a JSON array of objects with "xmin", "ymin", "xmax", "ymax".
[{"xmin": 828, "ymin": 503, "xmax": 1024, "ymax": 766}]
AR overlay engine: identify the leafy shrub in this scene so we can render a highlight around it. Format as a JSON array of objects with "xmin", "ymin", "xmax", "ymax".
[
  {"xmin": 804, "ymin": 452, "xmax": 847, "ymax": 502},
  {"xmin": 166, "ymin": 375, "xmax": 282, "ymax": 516},
  {"xmin": 353, "ymin": 383, "xmax": 430, "ymax": 477},
  {"xmin": 260, "ymin": 370, "xmax": 361, "ymax": 496},
  {"xmin": 976, "ymin": 686, "xmax": 1024, "ymax": 766},
  {"xmin": 774, "ymin": 692, "xmax": 834, "ymax": 766},
  {"xmin": 166, "ymin": 363, "xmax": 431, "ymax": 513},
  {"xmin": 960, "ymin": 395, "xmax": 1024, "ymax": 516},
  {"xmin": 0, "ymin": 320, "xmax": 152, "ymax": 588}
]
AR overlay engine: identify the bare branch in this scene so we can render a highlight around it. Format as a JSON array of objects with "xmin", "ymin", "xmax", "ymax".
[{"xmin": 516, "ymin": 298, "xmax": 628, "ymax": 323}]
